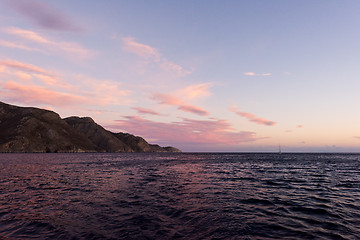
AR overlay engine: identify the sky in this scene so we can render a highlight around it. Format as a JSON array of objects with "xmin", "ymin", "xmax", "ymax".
[{"xmin": 0, "ymin": 0, "xmax": 360, "ymax": 152}]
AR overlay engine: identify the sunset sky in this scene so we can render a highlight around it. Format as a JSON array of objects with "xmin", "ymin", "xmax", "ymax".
[{"xmin": 1, "ymin": 0, "xmax": 360, "ymax": 152}]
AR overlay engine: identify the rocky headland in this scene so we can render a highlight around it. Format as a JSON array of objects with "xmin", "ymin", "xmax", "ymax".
[{"xmin": 0, "ymin": 101, "xmax": 181, "ymax": 153}]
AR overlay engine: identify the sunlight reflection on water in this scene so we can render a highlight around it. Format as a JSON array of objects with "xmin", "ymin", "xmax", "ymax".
[{"xmin": 0, "ymin": 153, "xmax": 359, "ymax": 239}]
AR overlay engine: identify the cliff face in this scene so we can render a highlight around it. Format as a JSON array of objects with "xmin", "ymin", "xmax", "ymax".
[
  {"xmin": 0, "ymin": 101, "xmax": 181, "ymax": 153},
  {"xmin": 64, "ymin": 117, "xmax": 181, "ymax": 153},
  {"xmin": 0, "ymin": 102, "xmax": 100, "ymax": 153},
  {"xmin": 64, "ymin": 117, "xmax": 133, "ymax": 152},
  {"xmin": 114, "ymin": 133, "xmax": 181, "ymax": 153}
]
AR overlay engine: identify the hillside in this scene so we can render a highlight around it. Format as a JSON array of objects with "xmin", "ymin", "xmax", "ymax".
[{"xmin": 0, "ymin": 101, "xmax": 180, "ymax": 153}]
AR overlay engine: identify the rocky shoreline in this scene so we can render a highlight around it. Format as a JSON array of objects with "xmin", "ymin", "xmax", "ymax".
[{"xmin": 0, "ymin": 101, "xmax": 181, "ymax": 153}]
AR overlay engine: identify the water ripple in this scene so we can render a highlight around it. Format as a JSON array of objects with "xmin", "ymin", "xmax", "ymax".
[{"xmin": 0, "ymin": 153, "xmax": 359, "ymax": 239}]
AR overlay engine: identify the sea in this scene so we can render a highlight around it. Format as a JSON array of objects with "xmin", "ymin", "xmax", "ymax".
[{"xmin": 0, "ymin": 153, "xmax": 359, "ymax": 240}]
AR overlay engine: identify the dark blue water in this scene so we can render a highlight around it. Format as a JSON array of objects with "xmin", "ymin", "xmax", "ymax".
[{"xmin": 0, "ymin": 153, "xmax": 359, "ymax": 239}]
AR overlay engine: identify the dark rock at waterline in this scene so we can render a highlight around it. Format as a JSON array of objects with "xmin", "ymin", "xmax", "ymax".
[
  {"xmin": 64, "ymin": 116, "xmax": 133, "ymax": 152},
  {"xmin": 0, "ymin": 102, "xmax": 100, "ymax": 153},
  {"xmin": 0, "ymin": 101, "xmax": 181, "ymax": 153},
  {"xmin": 114, "ymin": 132, "xmax": 181, "ymax": 153}
]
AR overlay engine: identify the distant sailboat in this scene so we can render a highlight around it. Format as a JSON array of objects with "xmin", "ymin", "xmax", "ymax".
[{"xmin": 278, "ymin": 144, "xmax": 282, "ymax": 154}]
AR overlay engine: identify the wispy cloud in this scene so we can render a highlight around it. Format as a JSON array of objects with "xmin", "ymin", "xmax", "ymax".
[
  {"xmin": 0, "ymin": 59, "xmax": 55, "ymax": 77},
  {"xmin": 354, "ymin": 136, "xmax": 360, "ymax": 140},
  {"xmin": 244, "ymin": 72, "xmax": 272, "ymax": 76},
  {"xmin": 15, "ymin": 72, "xmax": 32, "ymax": 81},
  {"xmin": 122, "ymin": 37, "xmax": 160, "ymax": 60},
  {"xmin": 1, "ymin": 77, "xmax": 132, "ymax": 108},
  {"xmin": 133, "ymin": 107, "xmax": 163, "ymax": 116},
  {"xmin": 152, "ymin": 93, "xmax": 182, "ymax": 105},
  {"xmin": 83, "ymin": 78, "xmax": 133, "ymax": 106},
  {"xmin": 0, "ymin": 59, "xmax": 69, "ymax": 88},
  {"xmin": 33, "ymin": 74, "xmax": 62, "ymax": 86},
  {"xmin": 285, "ymin": 125, "xmax": 304, "ymax": 133},
  {"xmin": 0, "ymin": 59, "xmax": 132, "ymax": 107},
  {"xmin": 122, "ymin": 37, "xmax": 191, "ymax": 77},
  {"xmin": 7, "ymin": 0, "xmax": 82, "ymax": 31},
  {"xmin": 1, "ymin": 81, "xmax": 87, "ymax": 106},
  {"xmin": 5, "ymin": 27, "xmax": 48, "ymax": 43},
  {"xmin": 152, "ymin": 93, "xmax": 209, "ymax": 116},
  {"xmin": 0, "ymin": 39, "xmax": 41, "ymax": 52},
  {"xmin": 4, "ymin": 27, "xmax": 93, "ymax": 59},
  {"xmin": 109, "ymin": 116, "xmax": 260, "ymax": 147},
  {"xmin": 177, "ymin": 83, "xmax": 213, "ymax": 99},
  {"xmin": 230, "ymin": 106, "xmax": 277, "ymax": 126},
  {"xmin": 178, "ymin": 105, "xmax": 209, "ymax": 116}
]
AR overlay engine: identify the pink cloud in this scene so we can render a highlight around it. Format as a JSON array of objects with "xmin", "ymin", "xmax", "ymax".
[
  {"xmin": 122, "ymin": 37, "xmax": 160, "ymax": 60},
  {"xmin": 158, "ymin": 61, "xmax": 192, "ymax": 77},
  {"xmin": 152, "ymin": 93, "xmax": 182, "ymax": 105},
  {"xmin": 33, "ymin": 74, "xmax": 60, "ymax": 86},
  {"xmin": 297, "ymin": 125, "xmax": 303, "ymax": 128},
  {"xmin": 5, "ymin": 27, "xmax": 94, "ymax": 59},
  {"xmin": 230, "ymin": 107, "xmax": 277, "ymax": 126},
  {"xmin": 5, "ymin": 27, "xmax": 49, "ymax": 43},
  {"xmin": 1, "ymin": 81, "xmax": 87, "ymax": 106},
  {"xmin": 244, "ymin": 72, "xmax": 272, "ymax": 76},
  {"xmin": 88, "ymin": 80, "xmax": 132, "ymax": 106},
  {"xmin": 133, "ymin": 107, "xmax": 163, "ymax": 116},
  {"xmin": 8, "ymin": 0, "xmax": 82, "ymax": 31},
  {"xmin": 0, "ymin": 60, "xmax": 133, "ymax": 107},
  {"xmin": 15, "ymin": 72, "xmax": 32, "ymax": 81},
  {"xmin": 152, "ymin": 93, "xmax": 209, "ymax": 116},
  {"xmin": 0, "ymin": 59, "xmax": 75, "ymax": 89},
  {"xmin": 0, "ymin": 59, "xmax": 55, "ymax": 77},
  {"xmin": 108, "ymin": 116, "xmax": 260, "ymax": 147},
  {"xmin": 0, "ymin": 39, "xmax": 41, "ymax": 52},
  {"xmin": 0, "ymin": 59, "xmax": 71, "ymax": 87},
  {"xmin": 50, "ymin": 41, "xmax": 93, "ymax": 59},
  {"xmin": 178, "ymin": 105, "xmax": 209, "ymax": 116},
  {"xmin": 69, "ymin": 76, "xmax": 133, "ymax": 106},
  {"xmin": 177, "ymin": 83, "xmax": 212, "ymax": 99},
  {"xmin": 122, "ymin": 37, "xmax": 191, "ymax": 77},
  {"xmin": 354, "ymin": 136, "xmax": 360, "ymax": 140}
]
